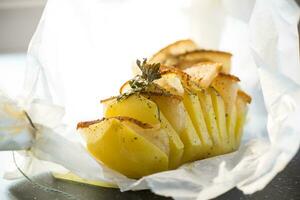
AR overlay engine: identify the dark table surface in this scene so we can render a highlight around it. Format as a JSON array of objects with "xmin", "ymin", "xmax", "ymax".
[{"xmin": 3, "ymin": 150, "xmax": 300, "ymax": 200}]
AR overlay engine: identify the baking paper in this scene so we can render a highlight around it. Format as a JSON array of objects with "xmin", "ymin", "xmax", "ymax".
[{"xmin": 1, "ymin": 0, "xmax": 299, "ymax": 199}]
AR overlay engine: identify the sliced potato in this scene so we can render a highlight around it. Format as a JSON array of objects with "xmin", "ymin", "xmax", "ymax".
[
  {"xmin": 149, "ymin": 95, "xmax": 205, "ymax": 163},
  {"xmin": 159, "ymin": 65, "xmax": 201, "ymax": 92},
  {"xmin": 78, "ymin": 39, "xmax": 252, "ymax": 178},
  {"xmin": 103, "ymin": 94, "xmax": 160, "ymax": 126},
  {"xmin": 227, "ymin": 104, "xmax": 237, "ymax": 150},
  {"xmin": 183, "ymin": 93, "xmax": 214, "ymax": 155},
  {"xmin": 176, "ymin": 50, "xmax": 232, "ymax": 74},
  {"xmin": 198, "ymin": 89, "xmax": 222, "ymax": 155},
  {"xmin": 154, "ymin": 69, "xmax": 216, "ymax": 157},
  {"xmin": 103, "ymin": 94, "xmax": 184, "ymax": 169},
  {"xmin": 210, "ymin": 88, "xmax": 230, "ymax": 153},
  {"xmin": 237, "ymin": 89, "xmax": 252, "ymax": 104},
  {"xmin": 183, "ymin": 62, "xmax": 222, "ymax": 88},
  {"xmin": 235, "ymin": 90, "xmax": 250, "ymax": 149},
  {"xmin": 211, "ymin": 73, "xmax": 240, "ymax": 114},
  {"xmin": 78, "ymin": 118, "xmax": 169, "ymax": 179},
  {"xmin": 124, "ymin": 120, "xmax": 169, "ymax": 156},
  {"xmin": 149, "ymin": 39, "xmax": 198, "ymax": 64},
  {"xmin": 118, "ymin": 85, "xmax": 186, "ymax": 138},
  {"xmin": 154, "ymin": 73, "xmax": 185, "ymax": 96},
  {"xmin": 211, "ymin": 74, "xmax": 239, "ymax": 150},
  {"xmin": 149, "ymin": 95, "xmax": 186, "ymax": 133},
  {"xmin": 142, "ymin": 94, "xmax": 187, "ymax": 168},
  {"xmin": 180, "ymin": 112, "xmax": 206, "ymax": 163},
  {"xmin": 159, "ymin": 114, "xmax": 184, "ymax": 169}
]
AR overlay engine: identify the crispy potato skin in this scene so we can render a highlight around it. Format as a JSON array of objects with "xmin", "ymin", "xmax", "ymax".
[{"xmin": 150, "ymin": 39, "xmax": 198, "ymax": 64}]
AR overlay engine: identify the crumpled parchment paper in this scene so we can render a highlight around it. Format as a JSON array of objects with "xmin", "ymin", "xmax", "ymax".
[{"xmin": 1, "ymin": 0, "xmax": 300, "ymax": 199}]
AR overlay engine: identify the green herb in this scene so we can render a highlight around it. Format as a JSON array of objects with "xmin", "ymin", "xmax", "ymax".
[
  {"xmin": 137, "ymin": 59, "xmax": 161, "ymax": 82},
  {"xmin": 117, "ymin": 59, "xmax": 166, "ymax": 101}
]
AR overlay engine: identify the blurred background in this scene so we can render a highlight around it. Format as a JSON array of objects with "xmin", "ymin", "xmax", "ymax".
[
  {"xmin": 0, "ymin": 0, "xmax": 46, "ymax": 52},
  {"xmin": 0, "ymin": 0, "xmax": 46, "ymax": 99}
]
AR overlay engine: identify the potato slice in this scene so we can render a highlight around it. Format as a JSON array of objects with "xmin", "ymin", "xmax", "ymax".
[
  {"xmin": 235, "ymin": 90, "xmax": 251, "ymax": 149},
  {"xmin": 123, "ymin": 120, "xmax": 169, "ymax": 156},
  {"xmin": 227, "ymin": 105, "xmax": 237, "ymax": 150},
  {"xmin": 159, "ymin": 114, "xmax": 184, "ymax": 169},
  {"xmin": 154, "ymin": 69, "xmax": 215, "ymax": 157},
  {"xmin": 154, "ymin": 73, "xmax": 185, "ymax": 96},
  {"xmin": 150, "ymin": 39, "xmax": 198, "ymax": 65},
  {"xmin": 149, "ymin": 96, "xmax": 186, "ymax": 133},
  {"xmin": 211, "ymin": 74, "xmax": 239, "ymax": 150},
  {"xmin": 118, "ymin": 81, "xmax": 186, "ymax": 133},
  {"xmin": 210, "ymin": 89, "xmax": 230, "ymax": 153},
  {"xmin": 103, "ymin": 94, "xmax": 160, "ymax": 126},
  {"xmin": 103, "ymin": 94, "xmax": 184, "ymax": 169},
  {"xmin": 183, "ymin": 62, "xmax": 222, "ymax": 88},
  {"xmin": 180, "ymin": 112, "xmax": 205, "ymax": 163},
  {"xmin": 198, "ymin": 89, "xmax": 222, "ymax": 155},
  {"xmin": 149, "ymin": 95, "xmax": 204, "ymax": 163},
  {"xmin": 183, "ymin": 93, "xmax": 214, "ymax": 155},
  {"xmin": 237, "ymin": 89, "xmax": 252, "ymax": 104},
  {"xmin": 118, "ymin": 83, "xmax": 192, "ymax": 166},
  {"xmin": 78, "ymin": 118, "xmax": 169, "ymax": 179},
  {"xmin": 159, "ymin": 65, "xmax": 201, "ymax": 92},
  {"xmin": 211, "ymin": 73, "xmax": 240, "ymax": 114},
  {"xmin": 176, "ymin": 50, "xmax": 232, "ymax": 74}
]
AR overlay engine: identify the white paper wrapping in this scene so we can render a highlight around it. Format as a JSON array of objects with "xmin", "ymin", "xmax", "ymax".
[
  {"xmin": 0, "ymin": 92, "xmax": 34, "ymax": 151},
  {"xmin": 1, "ymin": 0, "xmax": 300, "ymax": 199}
]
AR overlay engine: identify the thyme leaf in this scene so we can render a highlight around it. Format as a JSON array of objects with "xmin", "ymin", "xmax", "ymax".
[
  {"xmin": 137, "ymin": 58, "xmax": 161, "ymax": 82},
  {"xmin": 117, "ymin": 59, "xmax": 164, "ymax": 101}
]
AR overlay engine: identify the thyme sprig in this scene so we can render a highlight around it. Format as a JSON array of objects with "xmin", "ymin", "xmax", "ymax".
[
  {"xmin": 137, "ymin": 59, "xmax": 161, "ymax": 82},
  {"xmin": 117, "ymin": 59, "xmax": 168, "ymax": 101}
]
